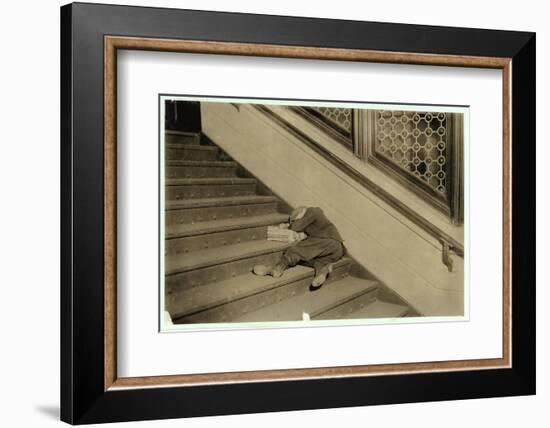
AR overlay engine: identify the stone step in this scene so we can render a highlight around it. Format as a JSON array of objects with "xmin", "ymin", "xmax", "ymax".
[
  {"xmin": 165, "ymin": 239, "xmax": 290, "ymax": 275},
  {"xmin": 170, "ymin": 257, "xmax": 352, "ymax": 323},
  {"xmin": 342, "ymin": 300, "xmax": 409, "ymax": 319},
  {"xmin": 231, "ymin": 276, "xmax": 379, "ymax": 322},
  {"xmin": 166, "ymin": 177, "xmax": 257, "ymax": 200},
  {"xmin": 166, "ymin": 195, "xmax": 279, "ymax": 211},
  {"xmin": 166, "ymin": 250, "xmax": 286, "ymax": 294},
  {"xmin": 166, "ymin": 159, "xmax": 236, "ymax": 167},
  {"xmin": 165, "ymin": 131, "xmax": 201, "ymax": 145},
  {"xmin": 166, "ymin": 201, "xmax": 280, "ymax": 226},
  {"xmin": 165, "ymin": 240, "xmax": 292, "ymax": 293},
  {"xmin": 165, "ymin": 213, "xmax": 289, "ymax": 254},
  {"xmin": 166, "ymin": 160, "xmax": 238, "ymax": 179},
  {"xmin": 166, "ymin": 225, "xmax": 268, "ymax": 255},
  {"xmin": 165, "ymin": 144, "xmax": 219, "ymax": 161},
  {"xmin": 166, "ymin": 212, "xmax": 289, "ymax": 239}
]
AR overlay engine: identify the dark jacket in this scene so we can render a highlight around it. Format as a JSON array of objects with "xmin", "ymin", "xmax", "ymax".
[{"xmin": 289, "ymin": 207, "xmax": 343, "ymax": 242}]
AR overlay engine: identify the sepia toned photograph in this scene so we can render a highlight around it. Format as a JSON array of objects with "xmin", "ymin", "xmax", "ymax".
[
  {"xmin": 58, "ymin": 3, "xmax": 535, "ymax": 422},
  {"xmin": 160, "ymin": 96, "xmax": 466, "ymax": 329}
]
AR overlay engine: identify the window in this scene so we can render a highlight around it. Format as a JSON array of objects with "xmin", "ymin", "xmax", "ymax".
[
  {"xmin": 292, "ymin": 106, "xmax": 354, "ymax": 152},
  {"xmin": 359, "ymin": 109, "xmax": 464, "ymax": 224},
  {"xmin": 292, "ymin": 106, "xmax": 464, "ymax": 224}
]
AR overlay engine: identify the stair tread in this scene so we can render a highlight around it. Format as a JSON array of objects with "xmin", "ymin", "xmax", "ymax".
[
  {"xmin": 165, "ymin": 239, "xmax": 291, "ymax": 275},
  {"xmin": 343, "ymin": 300, "xmax": 408, "ymax": 319},
  {"xmin": 168, "ymin": 258, "xmax": 352, "ymax": 318},
  {"xmin": 166, "ymin": 213, "xmax": 289, "ymax": 238},
  {"xmin": 165, "ymin": 130, "xmax": 199, "ymax": 136},
  {"xmin": 166, "ymin": 195, "xmax": 279, "ymax": 210},
  {"xmin": 166, "ymin": 177, "xmax": 256, "ymax": 186},
  {"xmin": 166, "ymin": 143, "xmax": 216, "ymax": 151},
  {"xmin": 232, "ymin": 276, "xmax": 379, "ymax": 322},
  {"xmin": 166, "ymin": 160, "xmax": 236, "ymax": 167}
]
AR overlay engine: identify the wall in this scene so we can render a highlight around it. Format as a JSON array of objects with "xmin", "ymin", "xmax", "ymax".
[
  {"xmin": 203, "ymin": 102, "xmax": 464, "ymax": 316},
  {"xmin": 1, "ymin": 1, "xmax": 546, "ymax": 428}
]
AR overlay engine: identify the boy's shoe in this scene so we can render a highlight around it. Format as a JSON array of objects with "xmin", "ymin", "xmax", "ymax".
[
  {"xmin": 310, "ymin": 264, "xmax": 333, "ymax": 291},
  {"xmin": 253, "ymin": 258, "xmax": 288, "ymax": 278}
]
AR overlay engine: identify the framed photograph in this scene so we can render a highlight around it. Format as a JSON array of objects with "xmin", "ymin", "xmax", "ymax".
[
  {"xmin": 61, "ymin": 2, "xmax": 535, "ymax": 424},
  {"xmin": 158, "ymin": 95, "xmax": 466, "ymax": 331}
]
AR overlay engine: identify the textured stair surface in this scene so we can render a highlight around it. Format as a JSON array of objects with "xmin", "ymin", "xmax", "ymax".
[
  {"xmin": 165, "ymin": 130, "xmax": 201, "ymax": 145},
  {"xmin": 166, "ymin": 177, "xmax": 256, "ymax": 186},
  {"xmin": 163, "ymin": 130, "xmax": 410, "ymax": 323},
  {"xmin": 166, "ymin": 213, "xmax": 289, "ymax": 238},
  {"xmin": 343, "ymin": 301, "xmax": 409, "ymax": 319},
  {"xmin": 167, "ymin": 160, "xmax": 237, "ymax": 177},
  {"xmin": 166, "ymin": 145, "xmax": 219, "ymax": 161},
  {"xmin": 165, "ymin": 239, "xmax": 291, "ymax": 275},
  {"xmin": 165, "ymin": 196, "xmax": 279, "ymax": 226},
  {"xmin": 166, "ymin": 144, "xmax": 217, "ymax": 152},
  {"xmin": 232, "ymin": 277, "xmax": 379, "ymax": 322},
  {"xmin": 166, "ymin": 195, "xmax": 279, "ymax": 210},
  {"xmin": 166, "ymin": 250, "xmax": 287, "ymax": 293},
  {"xmin": 166, "ymin": 178, "xmax": 257, "ymax": 200},
  {"xmin": 166, "ymin": 160, "xmax": 237, "ymax": 167},
  {"xmin": 168, "ymin": 258, "xmax": 352, "ymax": 321}
]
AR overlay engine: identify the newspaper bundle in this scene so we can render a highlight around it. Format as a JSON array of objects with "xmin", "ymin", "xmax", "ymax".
[{"xmin": 267, "ymin": 226, "xmax": 306, "ymax": 243}]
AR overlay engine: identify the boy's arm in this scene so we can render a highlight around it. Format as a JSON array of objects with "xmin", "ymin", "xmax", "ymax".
[
  {"xmin": 294, "ymin": 232, "xmax": 307, "ymax": 242},
  {"xmin": 289, "ymin": 208, "xmax": 316, "ymax": 232}
]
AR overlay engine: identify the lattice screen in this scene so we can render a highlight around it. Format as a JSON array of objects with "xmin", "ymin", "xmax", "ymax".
[
  {"xmin": 375, "ymin": 110, "xmax": 448, "ymax": 195},
  {"xmin": 311, "ymin": 107, "xmax": 353, "ymax": 133}
]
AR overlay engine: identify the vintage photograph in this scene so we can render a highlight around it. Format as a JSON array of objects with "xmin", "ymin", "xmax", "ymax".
[
  {"xmin": 58, "ymin": 3, "xmax": 535, "ymax": 422},
  {"xmin": 161, "ymin": 97, "xmax": 466, "ymax": 328}
]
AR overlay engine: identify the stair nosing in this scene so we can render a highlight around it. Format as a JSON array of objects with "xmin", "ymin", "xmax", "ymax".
[
  {"xmin": 169, "ymin": 258, "xmax": 352, "ymax": 319},
  {"xmin": 166, "ymin": 160, "xmax": 237, "ymax": 167},
  {"xmin": 165, "ymin": 195, "xmax": 279, "ymax": 210},
  {"xmin": 165, "ymin": 177, "xmax": 256, "ymax": 187},
  {"xmin": 165, "ymin": 130, "xmax": 199, "ymax": 136},
  {"xmin": 342, "ymin": 300, "xmax": 409, "ymax": 319},
  {"xmin": 309, "ymin": 284, "xmax": 378, "ymax": 318},
  {"xmin": 165, "ymin": 144, "xmax": 216, "ymax": 151},
  {"xmin": 165, "ymin": 240, "xmax": 291, "ymax": 275},
  {"xmin": 310, "ymin": 286, "xmax": 377, "ymax": 318},
  {"xmin": 171, "ymin": 268, "xmax": 314, "ymax": 319},
  {"xmin": 166, "ymin": 213, "xmax": 289, "ymax": 239},
  {"xmin": 232, "ymin": 277, "xmax": 379, "ymax": 322}
]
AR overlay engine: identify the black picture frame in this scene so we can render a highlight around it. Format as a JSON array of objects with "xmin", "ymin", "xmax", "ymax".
[{"xmin": 61, "ymin": 2, "xmax": 535, "ymax": 424}]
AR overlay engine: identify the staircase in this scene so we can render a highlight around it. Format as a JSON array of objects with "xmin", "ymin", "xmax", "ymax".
[{"xmin": 164, "ymin": 130, "xmax": 410, "ymax": 324}]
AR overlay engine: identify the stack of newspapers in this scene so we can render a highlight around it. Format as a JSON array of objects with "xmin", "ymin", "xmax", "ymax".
[{"xmin": 267, "ymin": 226, "xmax": 305, "ymax": 243}]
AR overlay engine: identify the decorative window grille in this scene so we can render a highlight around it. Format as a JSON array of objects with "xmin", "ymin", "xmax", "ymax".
[
  {"xmin": 309, "ymin": 107, "xmax": 353, "ymax": 134},
  {"xmin": 287, "ymin": 104, "xmax": 463, "ymax": 224},
  {"xmin": 362, "ymin": 109, "xmax": 463, "ymax": 223},
  {"xmin": 292, "ymin": 106, "xmax": 355, "ymax": 152},
  {"xmin": 374, "ymin": 110, "xmax": 448, "ymax": 196}
]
